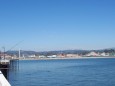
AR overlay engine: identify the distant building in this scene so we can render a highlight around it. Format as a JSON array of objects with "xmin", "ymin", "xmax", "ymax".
[
  {"xmin": 47, "ymin": 55, "xmax": 57, "ymax": 58},
  {"xmin": 28, "ymin": 54, "xmax": 36, "ymax": 58},
  {"xmin": 86, "ymin": 51, "xmax": 100, "ymax": 57},
  {"xmin": 39, "ymin": 55, "xmax": 46, "ymax": 58},
  {"xmin": 100, "ymin": 52, "xmax": 109, "ymax": 56},
  {"xmin": 109, "ymin": 52, "xmax": 115, "ymax": 56},
  {"xmin": 66, "ymin": 54, "xmax": 80, "ymax": 57},
  {"xmin": 0, "ymin": 53, "xmax": 12, "ymax": 59},
  {"xmin": 57, "ymin": 54, "xmax": 66, "ymax": 58}
]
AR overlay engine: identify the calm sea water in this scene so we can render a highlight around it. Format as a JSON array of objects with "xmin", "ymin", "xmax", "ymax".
[{"xmin": 9, "ymin": 58, "xmax": 115, "ymax": 86}]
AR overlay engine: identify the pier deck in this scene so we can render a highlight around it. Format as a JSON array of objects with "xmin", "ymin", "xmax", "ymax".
[
  {"xmin": 0, "ymin": 60, "xmax": 10, "ymax": 65},
  {"xmin": 0, "ymin": 71, "xmax": 11, "ymax": 86}
]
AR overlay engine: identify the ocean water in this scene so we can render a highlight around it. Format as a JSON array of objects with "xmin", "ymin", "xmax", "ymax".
[{"xmin": 8, "ymin": 58, "xmax": 115, "ymax": 86}]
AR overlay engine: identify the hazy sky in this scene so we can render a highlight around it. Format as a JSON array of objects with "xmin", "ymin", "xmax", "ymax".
[{"xmin": 0, "ymin": 0, "xmax": 115, "ymax": 51}]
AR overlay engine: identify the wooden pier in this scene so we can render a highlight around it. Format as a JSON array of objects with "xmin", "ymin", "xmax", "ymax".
[{"xmin": 0, "ymin": 60, "xmax": 10, "ymax": 79}]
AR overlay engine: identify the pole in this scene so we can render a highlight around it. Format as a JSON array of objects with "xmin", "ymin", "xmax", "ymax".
[
  {"xmin": 19, "ymin": 49, "xmax": 20, "ymax": 58},
  {"xmin": 2, "ymin": 47, "xmax": 5, "ymax": 60},
  {"xmin": 0, "ymin": 51, "xmax": 1, "ymax": 60}
]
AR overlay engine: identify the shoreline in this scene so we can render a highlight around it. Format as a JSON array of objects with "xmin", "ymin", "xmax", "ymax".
[{"xmin": 18, "ymin": 56, "xmax": 115, "ymax": 60}]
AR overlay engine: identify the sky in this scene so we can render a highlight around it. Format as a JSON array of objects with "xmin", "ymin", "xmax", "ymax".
[{"xmin": 0, "ymin": 0, "xmax": 115, "ymax": 51}]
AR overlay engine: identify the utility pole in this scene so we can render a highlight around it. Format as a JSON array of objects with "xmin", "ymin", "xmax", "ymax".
[
  {"xmin": 0, "ymin": 51, "xmax": 1, "ymax": 60},
  {"xmin": 19, "ymin": 48, "xmax": 21, "ymax": 58},
  {"xmin": 2, "ymin": 47, "xmax": 5, "ymax": 60}
]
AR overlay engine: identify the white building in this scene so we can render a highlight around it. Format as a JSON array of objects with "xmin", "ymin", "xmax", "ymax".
[
  {"xmin": 47, "ymin": 55, "xmax": 57, "ymax": 58},
  {"xmin": 39, "ymin": 55, "xmax": 46, "ymax": 58},
  {"xmin": 28, "ymin": 55, "xmax": 36, "ymax": 58},
  {"xmin": 66, "ymin": 54, "xmax": 80, "ymax": 57},
  {"xmin": 100, "ymin": 52, "xmax": 109, "ymax": 56},
  {"xmin": 86, "ymin": 52, "xmax": 100, "ymax": 57}
]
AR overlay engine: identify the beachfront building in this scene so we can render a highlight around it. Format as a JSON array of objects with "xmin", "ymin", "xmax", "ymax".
[
  {"xmin": 28, "ymin": 54, "xmax": 36, "ymax": 58},
  {"xmin": 0, "ymin": 54, "xmax": 12, "ymax": 60},
  {"xmin": 47, "ymin": 55, "xmax": 57, "ymax": 58},
  {"xmin": 100, "ymin": 52, "xmax": 109, "ymax": 56},
  {"xmin": 86, "ymin": 51, "xmax": 100, "ymax": 57},
  {"xmin": 57, "ymin": 54, "xmax": 66, "ymax": 58},
  {"xmin": 39, "ymin": 55, "xmax": 46, "ymax": 58},
  {"xmin": 66, "ymin": 54, "xmax": 80, "ymax": 57},
  {"xmin": 109, "ymin": 52, "xmax": 115, "ymax": 56}
]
